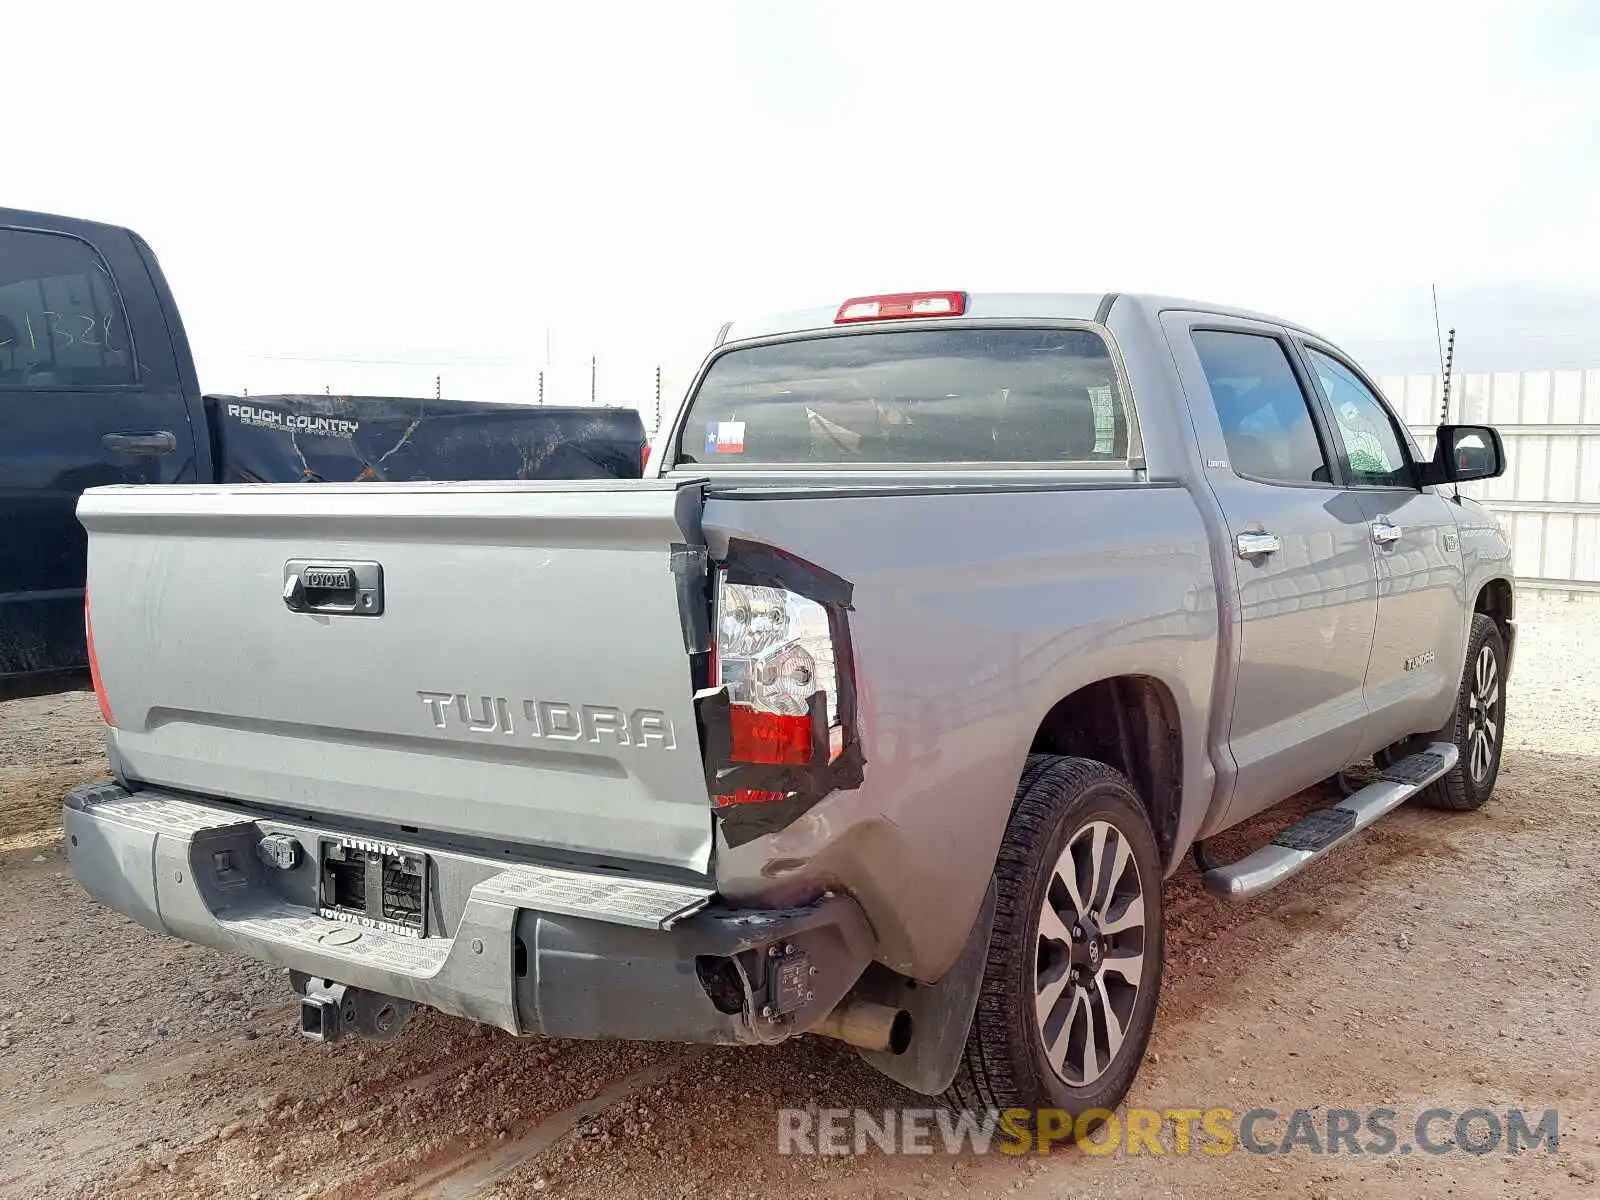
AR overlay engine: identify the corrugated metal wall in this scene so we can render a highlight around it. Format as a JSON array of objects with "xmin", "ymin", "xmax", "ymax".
[{"xmin": 1380, "ymin": 369, "xmax": 1600, "ymax": 594}]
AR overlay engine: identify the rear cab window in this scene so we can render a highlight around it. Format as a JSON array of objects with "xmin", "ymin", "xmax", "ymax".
[{"xmin": 675, "ymin": 327, "xmax": 1130, "ymax": 466}]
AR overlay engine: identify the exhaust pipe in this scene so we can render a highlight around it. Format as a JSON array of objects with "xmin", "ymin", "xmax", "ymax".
[{"xmin": 813, "ymin": 999, "xmax": 913, "ymax": 1054}]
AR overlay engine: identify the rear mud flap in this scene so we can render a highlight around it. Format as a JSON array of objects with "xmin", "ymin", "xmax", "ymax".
[{"xmin": 857, "ymin": 882, "xmax": 996, "ymax": 1096}]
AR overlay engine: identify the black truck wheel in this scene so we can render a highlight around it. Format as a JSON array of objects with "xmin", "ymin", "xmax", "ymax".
[{"xmin": 945, "ymin": 755, "xmax": 1163, "ymax": 1119}]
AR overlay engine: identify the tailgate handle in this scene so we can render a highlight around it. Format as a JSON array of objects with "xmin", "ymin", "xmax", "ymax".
[{"xmin": 283, "ymin": 560, "xmax": 384, "ymax": 617}]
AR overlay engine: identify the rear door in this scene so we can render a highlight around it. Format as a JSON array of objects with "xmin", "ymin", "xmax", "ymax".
[
  {"xmin": 1163, "ymin": 314, "xmax": 1380, "ymax": 824},
  {"xmin": 0, "ymin": 218, "xmax": 199, "ymax": 676},
  {"xmin": 1293, "ymin": 340, "xmax": 1467, "ymax": 750}
]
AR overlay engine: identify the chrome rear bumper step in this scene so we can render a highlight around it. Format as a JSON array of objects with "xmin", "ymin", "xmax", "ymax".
[{"xmin": 1202, "ymin": 743, "xmax": 1458, "ymax": 900}]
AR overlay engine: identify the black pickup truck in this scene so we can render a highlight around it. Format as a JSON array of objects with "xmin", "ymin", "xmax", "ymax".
[{"xmin": 0, "ymin": 207, "xmax": 647, "ymax": 683}]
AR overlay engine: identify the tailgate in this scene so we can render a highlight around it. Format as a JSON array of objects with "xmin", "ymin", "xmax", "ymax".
[{"xmin": 79, "ymin": 479, "xmax": 714, "ymax": 874}]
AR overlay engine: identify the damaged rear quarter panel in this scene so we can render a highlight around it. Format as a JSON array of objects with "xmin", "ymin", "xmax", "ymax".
[{"xmin": 701, "ymin": 482, "xmax": 1217, "ymax": 980}]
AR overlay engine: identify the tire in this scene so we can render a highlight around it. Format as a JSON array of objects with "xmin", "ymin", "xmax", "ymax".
[
  {"xmin": 945, "ymin": 755, "xmax": 1163, "ymax": 1117},
  {"xmin": 1414, "ymin": 613, "xmax": 1507, "ymax": 811}
]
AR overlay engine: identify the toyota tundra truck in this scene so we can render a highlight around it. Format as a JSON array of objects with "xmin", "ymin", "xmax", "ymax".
[{"xmin": 64, "ymin": 291, "xmax": 1514, "ymax": 1118}]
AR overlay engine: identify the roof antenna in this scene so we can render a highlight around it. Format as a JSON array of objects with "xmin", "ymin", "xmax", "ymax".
[
  {"xmin": 1439, "ymin": 326, "xmax": 1455, "ymax": 424},
  {"xmin": 1431, "ymin": 284, "xmax": 1455, "ymax": 424}
]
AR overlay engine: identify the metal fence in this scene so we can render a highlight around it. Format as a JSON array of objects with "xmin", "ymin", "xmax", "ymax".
[{"xmin": 1381, "ymin": 369, "xmax": 1600, "ymax": 595}]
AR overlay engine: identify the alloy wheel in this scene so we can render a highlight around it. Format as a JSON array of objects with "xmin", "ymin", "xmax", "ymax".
[
  {"xmin": 1465, "ymin": 643, "xmax": 1501, "ymax": 783},
  {"xmin": 1033, "ymin": 819, "xmax": 1147, "ymax": 1086}
]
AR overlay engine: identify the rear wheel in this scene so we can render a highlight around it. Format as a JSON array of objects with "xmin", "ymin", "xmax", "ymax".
[
  {"xmin": 1414, "ymin": 613, "xmax": 1507, "ymax": 811},
  {"xmin": 945, "ymin": 756, "xmax": 1163, "ymax": 1117}
]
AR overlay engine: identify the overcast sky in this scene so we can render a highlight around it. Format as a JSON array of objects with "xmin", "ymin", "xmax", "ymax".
[{"xmin": 10, "ymin": 1, "xmax": 1599, "ymax": 408}]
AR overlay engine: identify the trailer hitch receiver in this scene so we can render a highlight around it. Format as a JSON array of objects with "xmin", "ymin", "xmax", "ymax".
[{"xmin": 296, "ymin": 976, "xmax": 415, "ymax": 1044}]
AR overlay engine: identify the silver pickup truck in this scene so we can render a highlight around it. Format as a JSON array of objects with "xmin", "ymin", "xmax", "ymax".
[{"xmin": 66, "ymin": 291, "xmax": 1514, "ymax": 1119}]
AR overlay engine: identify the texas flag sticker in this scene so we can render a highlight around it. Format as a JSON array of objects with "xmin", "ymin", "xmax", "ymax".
[{"xmin": 705, "ymin": 420, "xmax": 746, "ymax": 455}]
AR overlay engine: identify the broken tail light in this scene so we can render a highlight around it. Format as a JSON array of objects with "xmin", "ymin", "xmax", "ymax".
[{"xmin": 705, "ymin": 546, "xmax": 861, "ymax": 814}]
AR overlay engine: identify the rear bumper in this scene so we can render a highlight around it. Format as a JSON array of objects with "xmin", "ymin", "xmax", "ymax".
[{"xmin": 64, "ymin": 782, "xmax": 873, "ymax": 1045}]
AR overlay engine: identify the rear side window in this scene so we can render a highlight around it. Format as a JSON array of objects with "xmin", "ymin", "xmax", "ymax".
[
  {"xmin": 1192, "ymin": 330, "xmax": 1330, "ymax": 485},
  {"xmin": 0, "ymin": 228, "xmax": 136, "ymax": 388},
  {"xmin": 677, "ymin": 327, "xmax": 1128, "ymax": 465}
]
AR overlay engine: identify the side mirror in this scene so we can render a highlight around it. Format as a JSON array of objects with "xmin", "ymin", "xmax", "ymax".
[{"xmin": 1420, "ymin": 424, "xmax": 1505, "ymax": 486}]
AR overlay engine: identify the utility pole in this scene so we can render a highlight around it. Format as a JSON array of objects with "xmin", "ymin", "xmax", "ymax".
[
  {"xmin": 538, "ymin": 371, "xmax": 544, "ymax": 405},
  {"xmin": 590, "ymin": 356, "xmax": 597, "ymax": 404},
  {"xmin": 434, "ymin": 374, "xmax": 441, "ymax": 401},
  {"xmin": 654, "ymin": 365, "xmax": 662, "ymax": 432}
]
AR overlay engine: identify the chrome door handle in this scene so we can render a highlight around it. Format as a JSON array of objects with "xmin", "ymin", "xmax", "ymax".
[
  {"xmin": 1236, "ymin": 531, "xmax": 1282, "ymax": 559},
  {"xmin": 1371, "ymin": 518, "xmax": 1403, "ymax": 545}
]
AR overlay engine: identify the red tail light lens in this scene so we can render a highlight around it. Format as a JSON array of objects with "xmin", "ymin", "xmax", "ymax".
[
  {"xmin": 728, "ymin": 706, "xmax": 814, "ymax": 766},
  {"xmin": 84, "ymin": 598, "xmax": 115, "ymax": 727},
  {"xmin": 715, "ymin": 788, "xmax": 788, "ymax": 808}
]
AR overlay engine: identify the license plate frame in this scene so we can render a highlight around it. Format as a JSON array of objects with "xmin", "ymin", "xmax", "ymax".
[{"xmin": 317, "ymin": 836, "xmax": 430, "ymax": 938}]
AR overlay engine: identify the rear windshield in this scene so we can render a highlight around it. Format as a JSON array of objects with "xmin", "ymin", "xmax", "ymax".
[{"xmin": 676, "ymin": 327, "xmax": 1129, "ymax": 465}]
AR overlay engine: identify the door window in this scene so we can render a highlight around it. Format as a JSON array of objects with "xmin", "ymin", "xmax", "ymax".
[
  {"xmin": 1191, "ymin": 330, "xmax": 1331, "ymax": 485},
  {"xmin": 1304, "ymin": 347, "xmax": 1412, "ymax": 488},
  {"xmin": 0, "ymin": 229, "xmax": 135, "ymax": 388}
]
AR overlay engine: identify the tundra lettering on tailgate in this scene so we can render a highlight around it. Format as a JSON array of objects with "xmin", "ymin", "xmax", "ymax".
[{"xmin": 417, "ymin": 691, "xmax": 676, "ymax": 749}]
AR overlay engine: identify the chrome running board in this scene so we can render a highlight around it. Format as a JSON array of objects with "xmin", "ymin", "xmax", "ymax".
[{"xmin": 1202, "ymin": 742, "xmax": 1458, "ymax": 900}]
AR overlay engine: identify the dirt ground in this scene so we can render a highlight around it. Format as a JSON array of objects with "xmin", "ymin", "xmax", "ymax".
[{"xmin": 1, "ymin": 600, "xmax": 1597, "ymax": 1199}]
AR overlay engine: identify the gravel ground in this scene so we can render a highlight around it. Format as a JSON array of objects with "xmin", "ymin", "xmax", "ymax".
[
  {"xmin": 0, "ymin": 599, "xmax": 1596, "ymax": 1198},
  {"xmin": 0, "ymin": 682, "xmax": 105, "ymax": 848}
]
